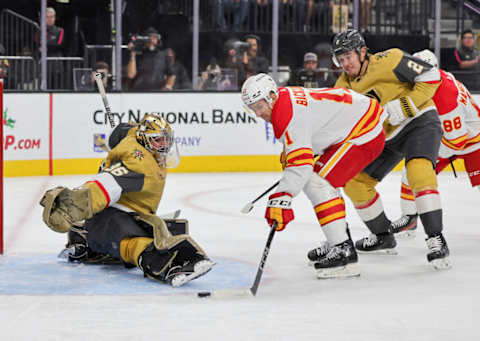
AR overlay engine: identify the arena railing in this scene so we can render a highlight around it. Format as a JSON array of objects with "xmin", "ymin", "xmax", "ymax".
[
  {"xmin": 0, "ymin": 9, "xmax": 39, "ymax": 56},
  {"xmin": 46, "ymin": 57, "xmax": 85, "ymax": 90},
  {"xmin": 1, "ymin": 56, "xmax": 38, "ymax": 90}
]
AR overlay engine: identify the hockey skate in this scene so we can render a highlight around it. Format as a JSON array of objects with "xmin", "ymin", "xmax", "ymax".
[
  {"xmin": 58, "ymin": 225, "xmax": 88, "ymax": 262},
  {"xmin": 168, "ymin": 253, "xmax": 216, "ymax": 287},
  {"xmin": 426, "ymin": 234, "xmax": 451, "ymax": 270},
  {"xmin": 58, "ymin": 224, "xmax": 121, "ymax": 264},
  {"xmin": 355, "ymin": 232, "xmax": 398, "ymax": 254},
  {"xmin": 307, "ymin": 241, "xmax": 331, "ymax": 266},
  {"xmin": 391, "ymin": 214, "xmax": 418, "ymax": 239},
  {"xmin": 314, "ymin": 239, "xmax": 359, "ymax": 279}
]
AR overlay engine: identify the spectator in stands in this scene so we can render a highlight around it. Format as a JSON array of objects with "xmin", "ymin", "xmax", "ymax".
[
  {"xmin": 166, "ymin": 48, "xmax": 192, "ymax": 90},
  {"xmin": 295, "ymin": 52, "xmax": 336, "ymax": 88},
  {"xmin": 36, "ymin": 7, "xmax": 65, "ymax": 89},
  {"xmin": 198, "ymin": 58, "xmax": 223, "ymax": 90},
  {"xmin": 215, "ymin": 0, "xmax": 249, "ymax": 32},
  {"xmin": 243, "ymin": 34, "xmax": 269, "ymax": 79},
  {"xmin": 126, "ymin": 27, "xmax": 175, "ymax": 91},
  {"xmin": 224, "ymin": 34, "xmax": 269, "ymax": 87},
  {"xmin": 454, "ymin": 29, "xmax": 480, "ymax": 90},
  {"xmin": 93, "ymin": 61, "xmax": 111, "ymax": 91},
  {"xmin": 0, "ymin": 59, "xmax": 9, "ymax": 81},
  {"xmin": 42, "ymin": 7, "xmax": 65, "ymax": 58}
]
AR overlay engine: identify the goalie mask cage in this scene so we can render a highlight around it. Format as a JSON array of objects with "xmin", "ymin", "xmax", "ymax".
[{"xmin": 0, "ymin": 79, "xmax": 3, "ymax": 254}]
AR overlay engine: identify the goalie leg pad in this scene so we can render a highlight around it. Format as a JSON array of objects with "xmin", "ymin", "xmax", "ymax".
[
  {"xmin": 136, "ymin": 213, "xmax": 206, "ymax": 257},
  {"xmin": 40, "ymin": 186, "xmax": 93, "ymax": 233}
]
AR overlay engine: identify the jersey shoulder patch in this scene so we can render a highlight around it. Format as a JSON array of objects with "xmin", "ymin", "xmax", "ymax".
[
  {"xmin": 271, "ymin": 87, "xmax": 294, "ymax": 139},
  {"xmin": 392, "ymin": 50, "xmax": 433, "ymax": 83}
]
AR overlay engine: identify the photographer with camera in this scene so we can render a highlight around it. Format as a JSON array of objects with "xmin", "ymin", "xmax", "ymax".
[
  {"xmin": 92, "ymin": 61, "xmax": 111, "ymax": 91},
  {"xmin": 225, "ymin": 34, "xmax": 269, "ymax": 87},
  {"xmin": 126, "ymin": 27, "xmax": 175, "ymax": 91},
  {"xmin": 295, "ymin": 52, "xmax": 336, "ymax": 88},
  {"xmin": 198, "ymin": 58, "xmax": 222, "ymax": 91}
]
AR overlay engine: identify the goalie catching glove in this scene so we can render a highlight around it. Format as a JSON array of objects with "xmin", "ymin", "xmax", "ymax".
[
  {"xmin": 384, "ymin": 96, "xmax": 418, "ymax": 125},
  {"xmin": 39, "ymin": 186, "xmax": 93, "ymax": 233},
  {"xmin": 265, "ymin": 192, "xmax": 294, "ymax": 231}
]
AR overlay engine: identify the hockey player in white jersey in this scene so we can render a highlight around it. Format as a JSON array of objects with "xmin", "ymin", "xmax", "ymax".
[
  {"xmin": 241, "ymin": 73, "xmax": 387, "ymax": 278},
  {"xmin": 391, "ymin": 49, "xmax": 480, "ymax": 238}
]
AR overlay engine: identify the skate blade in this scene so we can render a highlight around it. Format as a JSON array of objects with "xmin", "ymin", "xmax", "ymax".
[
  {"xmin": 316, "ymin": 264, "xmax": 360, "ymax": 279},
  {"xmin": 57, "ymin": 246, "xmax": 75, "ymax": 259},
  {"xmin": 357, "ymin": 248, "xmax": 398, "ymax": 255},
  {"xmin": 429, "ymin": 257, "xmax": 452, "ymax": 270},
  {"xmin": 171, "ymin": 261, "xmax": 216, "ymax": 287},
  {"xmin": 395, "ymin": 229, "xmax": 417, "ymax": 240}
]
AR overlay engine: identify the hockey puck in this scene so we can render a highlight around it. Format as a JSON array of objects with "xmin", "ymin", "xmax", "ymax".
[{"xmin": 197, "ymin": 291, "xmax": 212, "ymax": 298}]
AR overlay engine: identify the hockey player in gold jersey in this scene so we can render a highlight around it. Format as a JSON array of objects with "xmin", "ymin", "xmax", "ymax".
[
  {"xmin": 321, "ymin": 29, "xmax": 451, "ymax": 269},
  {"xmin": 40, "ymin": 113, "xmax": 215, "ymax": 286}
]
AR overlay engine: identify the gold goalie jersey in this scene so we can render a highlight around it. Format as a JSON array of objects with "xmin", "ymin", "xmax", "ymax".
[
  {"xmin": 335, "ymin": 48, "xmax": 441, "ymax": 138},
  {"xmin": 82, "ymin": 125, "xmax": 167, "ymax": 216}
]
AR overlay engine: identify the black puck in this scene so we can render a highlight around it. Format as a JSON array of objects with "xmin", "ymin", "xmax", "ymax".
[{"xmin": 197, "ymin": 291, "xmax": 212, "ymax": 298}]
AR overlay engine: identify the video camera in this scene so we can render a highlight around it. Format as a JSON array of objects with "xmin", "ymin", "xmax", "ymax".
[
  {"xmin": 297, "ymin": 68, "xmax": 319, "ymax": 88},
  {"xmin": 225, "ymin": 39, "xmax": 252, "ymax": 58},
  {"xmin": 130, "ymin": 35, "xmax": 151, "ymax": 53}
]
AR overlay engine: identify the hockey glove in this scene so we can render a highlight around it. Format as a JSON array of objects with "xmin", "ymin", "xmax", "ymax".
[
  {"xmin": 384, "ymin": 96, "xmax": 418, "ymax": 126},
  {"xmin": 265, "ymin": 192, "xmax": 294, "ymax": 231}
]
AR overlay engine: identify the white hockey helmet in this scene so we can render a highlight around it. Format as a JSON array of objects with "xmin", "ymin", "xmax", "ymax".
[
  {"xmin": 413, "ymin": 49, "xmax": 438, "ymax": 68},
  {"xmin": 241, "ymin": 73, "xmax": 278, "ymax": 107}
]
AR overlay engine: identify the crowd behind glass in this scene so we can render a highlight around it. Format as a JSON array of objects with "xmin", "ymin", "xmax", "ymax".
[{"xmin": 1, "ymin": 1, "xmax": 479, "ymax": 92}]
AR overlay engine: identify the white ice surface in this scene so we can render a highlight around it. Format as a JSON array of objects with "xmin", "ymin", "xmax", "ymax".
[{"xmin": 0, "ymin": 172, "xmax": 479, "ymax": 340}]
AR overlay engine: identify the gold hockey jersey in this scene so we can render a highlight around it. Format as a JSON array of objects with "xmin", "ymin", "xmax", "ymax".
[
  {"xmin": 82, "ymin": 126, "xmax": 167, "ymax": 216},
  {"xmin": 335, "ymin": 48, "xmax": 441, "ymax": 138}
]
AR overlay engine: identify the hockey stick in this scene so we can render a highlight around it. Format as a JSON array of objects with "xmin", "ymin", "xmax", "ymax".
[
  {"xmin": 250, "ymin": 221, "xmax": 277, "ymax": 296},
  {"xmin": 197, "ymin": 222, "xmax": 277, "ymax": 299},
  {"xmin": 240, "ymin": 181, "xmax": 280, "ymax": 214},
  {"xmin": 94, "ymin": 72, "xmax": 115, "ymax": 128}
]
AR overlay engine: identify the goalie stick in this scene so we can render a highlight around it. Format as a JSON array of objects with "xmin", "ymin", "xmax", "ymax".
[{"xmin": 94, "ymin": 72, "xmax": 115, "ymax": 128}]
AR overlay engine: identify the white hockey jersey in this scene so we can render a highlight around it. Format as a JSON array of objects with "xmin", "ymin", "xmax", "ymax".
[
  {"xmin": 435, "ymin": 70, "xmax": 480, "ymax": 159},
  {"xmin": 273, "ymin": 86, "xmax": 387, "ymax": 197}
]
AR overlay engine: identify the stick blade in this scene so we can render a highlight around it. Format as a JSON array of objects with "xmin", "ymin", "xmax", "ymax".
[
  {"xmin": 210, "ymin": 288, "xmax": 254, "ymax": 299},
  {"xmin": 240, "ymin": 202, "xmax": 254, "ymax": 214}
]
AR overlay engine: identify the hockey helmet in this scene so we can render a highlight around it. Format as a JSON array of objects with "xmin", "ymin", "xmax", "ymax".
[
  {"xmin": 241, "ymin": 73, "xmax": 278, "ymax": 108},
  {"xmin": 331, "ymin": 29, "xmax": 366, "ymax": 67},
  {"xmin": 136, "ymin": 114, "xmax": 174, "ymax": 155},
  {"xmin": 413, "ymin": 49, "xmax": 438, "ymax": 68}
]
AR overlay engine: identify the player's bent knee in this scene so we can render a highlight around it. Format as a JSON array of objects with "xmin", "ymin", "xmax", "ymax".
[
  {"xmin": 406, "ymin": 158, "xmax": 437, "ymax": 192},
  {"xmin": 303, "ymin": 173, "xmax": 340, "ymax": 203},
  {"xmin": 343, "ymin": 172, "xmax": 379, "ymax": 205}
]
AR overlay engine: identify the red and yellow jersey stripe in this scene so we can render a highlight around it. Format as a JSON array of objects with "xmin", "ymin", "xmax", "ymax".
[
  {"xmin": 341, "ymin": 99, "xmax": 383, "ymax": 143},
  {"xmin": 285, "ymin": 147, "xmax": 314, "ymax": 168},
  {"xmin": 465, "ymin": 132, "xmax": 480, "ymax": 148},
  {"xmin": 442, "ymin": 134, "xmax": 468, "ymax": 151}
]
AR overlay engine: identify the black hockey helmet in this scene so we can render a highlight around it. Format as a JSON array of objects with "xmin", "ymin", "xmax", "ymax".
[{"xmin": 331, "ymin": 29, "xmax": 366, "ymax": 66}]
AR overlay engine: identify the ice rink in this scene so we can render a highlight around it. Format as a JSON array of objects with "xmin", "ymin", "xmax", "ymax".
[{"xmin": 0, "ymin": 171, "xmax": 479, "ymax": 340}]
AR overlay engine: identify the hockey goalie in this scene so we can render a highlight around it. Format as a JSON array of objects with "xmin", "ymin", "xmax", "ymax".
[{"xmin": 39, "ymin": 113, "xmax": 214, "ymax": 287}]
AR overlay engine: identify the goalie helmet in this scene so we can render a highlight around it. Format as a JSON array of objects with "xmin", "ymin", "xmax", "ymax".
[
  {"xmin": 241, "ymin": 73, "xmax": 278, "ymax": 108},
  {"xmin": 136, "ymin": 114, "xmax": 174, "ymax": 155},
  {"xmin": 331, "ymin": 29, "xmax": 366, "ymax": 67},
  {"xmin": 413, "ymin": 49, "xmax": 438, "ymax": 68}
]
